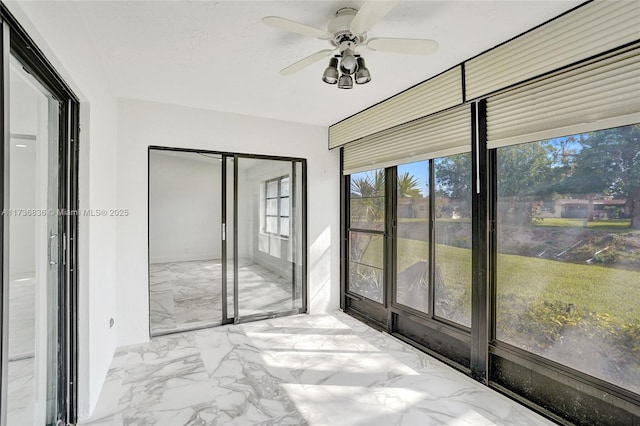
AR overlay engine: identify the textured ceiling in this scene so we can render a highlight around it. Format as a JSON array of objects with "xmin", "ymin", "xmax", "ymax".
[{"xmin": 68, "ymin": 0, "xmax": 583, "ymax": 126}]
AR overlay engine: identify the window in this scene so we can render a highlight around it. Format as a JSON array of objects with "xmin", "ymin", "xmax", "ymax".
[
  {"xmin": 396, "ymin": 161, "xmax": 430, "ymax": 313},
  {"xmin": 348, "ymin": 169, "xmax": 385, "ymax": 303},
  {"xmin": 495, "ymin": 124, "xmax": 640, "ymax": 394},
  {"xmin": 434, "ymin": 153, "xmax": 472, "ymax": 327},
  {"xmin": 264, "ymin": 175, "xmax": 290, "ymax": 238},
  {"xmin": 394, "ymin": 156, "xmax": 472, "ymax": 326}
]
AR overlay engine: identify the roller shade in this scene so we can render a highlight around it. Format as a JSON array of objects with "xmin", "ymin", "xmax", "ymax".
[
  {"xmin": 343, "ymin": 104, "xmax": 471, "ymax": 175},
  {"xmin": 330, "ymin": 66, "xmax": 462, "ymax": 149},
  {"xmin": 486, "ymin": 46, "xmax": 640, "ymax": 149},
  {"xmin": 466, "ymin": 1, "xmax": 640, "ymax": 100}
]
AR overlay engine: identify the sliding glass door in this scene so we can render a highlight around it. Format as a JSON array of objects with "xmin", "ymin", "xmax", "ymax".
[
  {"xmin": 148, "ymin": 150, "xmax": 227, "ymax": 334},
  {"xmin": 1, "ymin": 12, "xmax": 79, "ymax": 426},
  {"xmin": 148, "ymin": 149, "xmax": 306, "ymax": 335},
  {"xmin": 344, "ymin": 158, "xmax": 472, "ymax": 366},
  {"xmin": 345, "ymin": 168, "xmax": 389, "ymax": 326},
  {"xmin": 5, "ymin": 51, "xmax": 61, "ymax": 426},
  {"xmin": 233, "ymin": 157, "xmax": 304, "ymax": 322}
]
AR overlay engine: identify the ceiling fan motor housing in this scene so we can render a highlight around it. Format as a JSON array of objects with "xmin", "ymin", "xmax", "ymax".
[{"xmin": 328, "ymin": 7, "xmax": 366, "ymax": 47}]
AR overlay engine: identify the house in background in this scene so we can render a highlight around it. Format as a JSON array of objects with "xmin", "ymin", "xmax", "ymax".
[{"xmin": 555, "ymin": 198, "xmax": 627, "ymax": 219}]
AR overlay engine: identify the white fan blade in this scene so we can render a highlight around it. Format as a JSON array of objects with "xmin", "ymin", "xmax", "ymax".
[
  {"xmin": 280, "ymin": 49, "xmax": 335, "ymax": 76},
  {"xmin": 350, "ymin": 0, "xmax": 400, "ymax": 35},
  {"xmin": 367, "ymin": 38, "xmax": 439, "ymax": 55},
  {"xmin": 262, "ymin": 16, "xmax": 332, "ymax": 40}
]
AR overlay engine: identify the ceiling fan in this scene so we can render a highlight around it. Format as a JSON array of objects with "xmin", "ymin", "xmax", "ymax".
[{"xmin": 262, "ymin": 0, "xmax": 438, "ymax": 89}]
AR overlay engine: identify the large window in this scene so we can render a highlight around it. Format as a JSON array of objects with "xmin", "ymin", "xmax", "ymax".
[
  {"xmin": 264, "ymin": 175, "xmax": 290, "ymax": 238},
  {"xmin": 495, "ymin": 124, "xmax": 640, "ymax": 394}
]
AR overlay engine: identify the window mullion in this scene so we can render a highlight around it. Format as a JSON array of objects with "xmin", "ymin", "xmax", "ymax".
[
  {"xmin": 429, "ymin": 159, "xmax": 436, "ymax": 319},
  {"xmin": 470, "ymin": 99, "xmax": 489, "ymax": 383}
]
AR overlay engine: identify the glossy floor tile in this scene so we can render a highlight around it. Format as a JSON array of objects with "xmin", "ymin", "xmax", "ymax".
[
  {"xmin": 82, "ymin": 312, "xmax": 553, "ymax": 426},
  {"xmin": 7, "ymin": 274, "xmax": 36, "ymax": 426},
  {"xmin": 149, "ymin": 260, "xmax": 299, "ymax": 335}
]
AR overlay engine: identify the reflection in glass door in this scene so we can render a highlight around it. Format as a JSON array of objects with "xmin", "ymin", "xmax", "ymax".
[
  {"xmin": 5, "ymin": 54, "xmax": 61, "ymax": 425},
  {"xmin": 233, "ymin": 157, "xmax": 304, "ymax": 321},
  {"xmin": 148, "ymin": 150, "xmax": 226, "ymax": 335}
]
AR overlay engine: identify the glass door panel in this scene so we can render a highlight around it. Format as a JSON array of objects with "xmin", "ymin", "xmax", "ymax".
[
  {"xmin": 347, "ymin": 169, "xmax": 386, "ymax": 304},
  {"xmin": 224, "ymin": 156, "xmax": 235, "ymax": 322},
  {"xmin": 148, "ymin": 150, "xmax": 224, "ymax": 335},
  {"xmin": 395, "ymin": 161, "xmax": 430, "ymax": 312},
  {"xmin": 234, "ymin": 157, "xmax": 303, "ymax": 320},
  {"xmin": 433, "ymin": 153, "xmax": 472, "ymax": 327},
  {"xmin": 6, "ymin": 54, "xmax": 60, "ymax": 425},
  {"xmin": 292, "ymin": 161, "xmax": 304, "ymax": 309}
]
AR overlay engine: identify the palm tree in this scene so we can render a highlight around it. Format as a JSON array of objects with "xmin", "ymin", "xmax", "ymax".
[
  {"xmin": 397, "ymin": 172, "xmax": 422, "ymax": 198},
  {"xmin": 350, "ymin": 169, "xmax": 385, "ymax": 231},
  {"xmin": 349, "ymin": 169, "xmax": 422, "ymax": 297}
]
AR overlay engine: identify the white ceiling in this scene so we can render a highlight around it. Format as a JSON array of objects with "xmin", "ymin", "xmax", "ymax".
[{"xmin": 68, "ymin": 0, "xmax": 583, "ymax": 127}]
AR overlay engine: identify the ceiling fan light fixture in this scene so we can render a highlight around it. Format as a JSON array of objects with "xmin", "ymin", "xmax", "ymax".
[
  {"xmin": 322, "ymin": 57, "xmax": 339, "ymax": 84},
  {"xmin": 355, "ymin": 57, "xmax": 371, "ymax": 84},
  {"xmin": 338, "ymin": 74, "xmax": 353, "ymax": 89},
  {"xmin": 264, "ymin": 2, "xmax": 438, "ymax": 90},
  {"xmin": 339, "ymin": 48, "xmax": 358, "ymax": 75}
]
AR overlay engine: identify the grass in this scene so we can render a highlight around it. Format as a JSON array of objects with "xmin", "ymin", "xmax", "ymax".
[
  {"xmin": 397, "ymin": 218, "xmax": 471, "ymax": 224},
  {"xmin": 360, "ymin": 236, "xmax": 640, "ymax": 325},
  {"xmin": 496, "ymin": 252, "xmax": 640, "ymax": 324},
  {"xmin": 535, "ymin": 217, "xmax": 632, "ymax": 230}
]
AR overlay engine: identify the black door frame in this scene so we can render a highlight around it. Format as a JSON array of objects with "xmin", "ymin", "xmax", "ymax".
[
  {"xmin": 147, "ymin": 146, "xmax": 308, "ymax": 335},
  {"xmin": 0, "ymin": 5, "xmax": 79, "ymax": 425}
]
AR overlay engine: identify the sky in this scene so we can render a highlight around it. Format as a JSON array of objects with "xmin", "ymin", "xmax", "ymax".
[{"xmin": 398, "ymin": 160, "xmax": 429, "ymax": 196}]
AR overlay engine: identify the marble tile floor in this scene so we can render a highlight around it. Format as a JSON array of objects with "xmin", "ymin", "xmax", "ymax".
[
  {"xmin": 9, "ymin": 274, "xmax": 36, "ymax": 359},
  {"xmin": 150, "ymin": 260, "xmax": 301, "ymax": 335},
  {"xmin": 7, "ymin": 274, "xmax": 37, "ymax": 426},
  {"xmin": 82, "ymin": 311, "xmax": 553, "ymax": 426}
]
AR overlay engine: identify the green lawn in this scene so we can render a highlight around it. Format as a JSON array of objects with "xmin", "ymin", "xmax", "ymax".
[
  {"xmin": 535, "ymin": 217, "xmax": 632, "ymax": 230},
  {"xmin": 360, "ymin": 237, "xmax": 640, "ymax": 325},
  {"xmin": 397, "ymin": 218, "xmax": 471, "ymax": 224},
  {"xmin": 496, "ymin": 252, "xmax": 640, "ymax": 322}
]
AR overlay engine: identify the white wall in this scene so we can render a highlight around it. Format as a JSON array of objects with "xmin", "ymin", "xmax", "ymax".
[
  {"xmin": 149, "ymin": 151, "xmax": 222, "ymax": 263},
  {"xmin": 4, "ymin": 2, "xmax": 119, "ymax": 419},
  {"xmin": 117, "ymin": 98, "xmax": 341, "ymax": 346}
]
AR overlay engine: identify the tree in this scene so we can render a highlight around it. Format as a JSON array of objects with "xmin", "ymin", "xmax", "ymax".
[
  {"xmin": 497, "ymin": 141, "xmax": 556, "ymax": 197},
  {"xmin": 496, "ymin": 141, "xmax": 556, "ymax": 225},
  {"xmin": 566, "ymin": 124, "xmax": 640, "ymax": 229},
  {"xmin": 350, "ymin": 169, "xmax": 385, "ymax": 231},
  {"xmin": 434, "ymin": 153, "xmax": 472, "ymax": 218},
  {"xmin": 397, "ymin": 172, "xmax": 422, "ymax": 198}
]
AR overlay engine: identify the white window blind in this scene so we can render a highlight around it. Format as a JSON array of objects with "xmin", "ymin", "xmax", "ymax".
[
  {"xmin": 465, "ymin": 0, "xmax": 640, "ymax": 101},
  {"xmin": 343, "ymin": 104, "xmax": 471, "ymax": 175},
  {"xmin": 330, "ymin": 66, "xmax": 462, "ymax": 149},
  {"xmin": 486, "ymin": 46, "xmax": 640, "ymax": 149}
]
